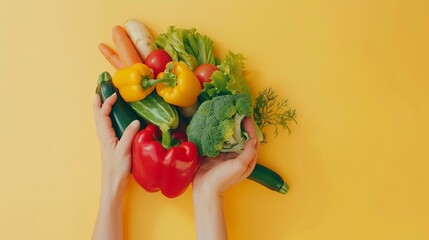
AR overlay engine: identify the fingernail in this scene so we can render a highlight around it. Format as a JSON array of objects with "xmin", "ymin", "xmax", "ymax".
[
  {"xmin": 131, "ymin": 120, "xmax": 140, "ymax": 127},
  {"xmin": 251, "ymin": 139, "xmax": 257, "ymax": 147}
]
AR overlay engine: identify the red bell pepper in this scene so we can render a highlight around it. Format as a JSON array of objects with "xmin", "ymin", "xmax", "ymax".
[{"xmin": 132, "ymin": 124, "xmax": 200, "ymax": 198}]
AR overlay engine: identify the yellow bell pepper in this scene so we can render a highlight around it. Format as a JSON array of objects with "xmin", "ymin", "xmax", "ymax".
[
  {"xmin": 142, "ymin": 62, "xmax": 201, "ymax": 107},
  {"xmin": 157, "ymin": 62, "xmax": 201, "ymax": 107},
  {"xmin": 112, "ymin": 63, "xmax": 155, "ymax": 102}
]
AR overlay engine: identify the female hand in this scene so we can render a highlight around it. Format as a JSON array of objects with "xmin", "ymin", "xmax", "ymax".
[
  {"xmin": 192, "ymin": 117, "xmax": 260, "ymax": 197},
  {"xmin": 92, "ymin": 93, "xmax": 141, "ymax": 240},
  {"xmin": 93, "ymin": 92, "xmax": 140, "ymax": 197},
  {"xmin": 192, "ymin": 117, "xmax": 260, "ymax": 240}
]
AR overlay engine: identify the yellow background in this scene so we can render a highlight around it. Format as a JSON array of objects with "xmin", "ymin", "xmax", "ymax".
[{"xmin": 0, "ymin": 0, "xmax": 428, "ymax": 239}]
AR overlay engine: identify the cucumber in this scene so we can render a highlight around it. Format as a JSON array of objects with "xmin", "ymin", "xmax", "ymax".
[
  {"xmin": 96, "ymin": 71, "xmax": 144, "ymax": 138},
  {"xmin": 128, "ymin": 91, "xmax": 179, "ymax": 130},
  {"xmin": 248, "ymin": 163, "xmax": 289, "ymax": 194}
]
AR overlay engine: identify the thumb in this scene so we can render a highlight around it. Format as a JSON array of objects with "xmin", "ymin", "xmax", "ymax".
[
  {"xmin": 117, "ymin": 120, "xmax": 140, "ymax": 154},
  {"xmin": 223, "ymin": 139, "xmax": 257, "ymax": 179}
]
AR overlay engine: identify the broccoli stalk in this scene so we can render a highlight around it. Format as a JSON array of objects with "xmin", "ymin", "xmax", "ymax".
[{"xmin": 220, "ymin": 114, "xmax": 248, "ymax": 154}]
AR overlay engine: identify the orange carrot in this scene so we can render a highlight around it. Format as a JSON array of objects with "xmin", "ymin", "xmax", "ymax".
[
  {"xmin": 98, "ymin": 43, "xmax": 124, "ymax": 69},
  {"xmin": 112, "ymin": 25, "xmax": 143, "ymax": 67}
]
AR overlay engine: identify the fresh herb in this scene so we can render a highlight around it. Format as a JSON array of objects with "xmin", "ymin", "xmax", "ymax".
[{"xmin": 253, "ymin": 88, "xmax": 297, "ymax": 140}]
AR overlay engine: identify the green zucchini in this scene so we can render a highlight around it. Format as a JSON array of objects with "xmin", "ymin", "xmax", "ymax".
[
  {"xmin": 128, "ymin": 91, "xmax": 179, "ymax": 130},
  {"xmin": 248, "ymin": 163, "xmax": 289, "ymax": 194},
  {"xmin": 96, "ymin": 71, "xmax": 144, "ymax": 138}
]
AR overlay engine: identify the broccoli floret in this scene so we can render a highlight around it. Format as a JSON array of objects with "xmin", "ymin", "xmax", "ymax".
[{"xmin": 187, "ymin": 94, "xmax": 253, "ymax": 157}]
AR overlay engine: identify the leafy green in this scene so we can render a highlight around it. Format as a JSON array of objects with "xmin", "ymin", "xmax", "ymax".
[
  {"xmin": 198, "ymin": 52, "xmax": 296, "ymax": 143},
  {"xmin": 153, "ymin": 26, "xmax": 216, "ymax": 71},
  {"xmin": 200, "ymin": 51, "xmax": 252, "ymax": 102}
]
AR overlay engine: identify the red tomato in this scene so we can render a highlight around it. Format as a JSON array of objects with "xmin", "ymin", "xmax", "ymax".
[
  {"xmin": 194, "ymin": 64, "xmax": 219, "ymax": 88},
  {"xmin": 145, "ymin": 49, "xmax": 173, "ymax": 77}
]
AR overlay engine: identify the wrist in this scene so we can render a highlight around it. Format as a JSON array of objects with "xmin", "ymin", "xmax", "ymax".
[
  {"xmin": 98, "ymin": 186, "xmax": 124, "ymax": 217},
  {"xmin": 192, "ymin": 186, "xmax": 224, "ymax": 218},
  {"xmin": 192, "ymin": 187, "xmax": 227, "ymax": 240},
  {"xmin": 192, "ymin": 180, "xmax": 225, "ymax": 198},
  {"xmin": 193, "ymin": 189, "xmax": 223, "ymax": 206},
  {"xmin": 100, "ymin": 175, "xmax": 128, "ymax": 207},
  {"xmin": 93, "ymin": 182, "xmax": 125, "ymax": 240}
]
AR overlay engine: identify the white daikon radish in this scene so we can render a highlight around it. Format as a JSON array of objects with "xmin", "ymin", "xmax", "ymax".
[{"xmin": 124, "ymin": 19, "xmax": 154, "ymax": 62}]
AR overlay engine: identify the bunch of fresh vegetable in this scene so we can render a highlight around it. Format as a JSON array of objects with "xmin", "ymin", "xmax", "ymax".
[{"xmin": 96, "ymin": 19, "xmax": 296, "ymax": 198}]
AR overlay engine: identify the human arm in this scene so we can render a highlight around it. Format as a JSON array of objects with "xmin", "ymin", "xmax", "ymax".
[
  {"xmin": 192, "ymin": 117, "xmax": 260, "ymax": 240},
  {"xmin": 91, "ymin": 93, "xmax": 141, "ymax": 240}
]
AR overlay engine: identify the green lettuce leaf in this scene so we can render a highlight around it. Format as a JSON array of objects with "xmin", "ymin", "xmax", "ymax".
[
  {"xmin": 153, "ymin": 26, "xmax": 215, "ymax": 71},
  {"xmin": 200, "ymin": 51, "xmax": 252, "ymax": 101}
]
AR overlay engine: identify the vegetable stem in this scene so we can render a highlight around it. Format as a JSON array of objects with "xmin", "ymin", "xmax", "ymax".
[
  {"xmin": 97, "ymin": 71, "xmax": 111, "ymax": 84},
  {"xmin": 160, "ymin": 124, "xmax": 172, "ymax": 148},
  {"xmin": 142, "ymin": 76, "xmax": 177, "ymax": 89},
  {"xmin": 279, "ymin": 183, "xmax": 289, "ymax": 194}
]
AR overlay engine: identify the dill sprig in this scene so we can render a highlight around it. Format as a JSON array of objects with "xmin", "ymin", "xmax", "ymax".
[{"xmin": 253, "ymin": 88, "xmax": 297, "ymax": 141}]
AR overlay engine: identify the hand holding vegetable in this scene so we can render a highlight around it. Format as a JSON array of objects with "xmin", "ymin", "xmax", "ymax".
[
  {"xmin": 93, "ymin": 93, "xmax": 140, "ymax": 195},
  {"xmin": 192, "ymin": 117, "xmax": 259, "ymax": 240},
  {"xmin": 92, "ymin": 93, "xmax": 141, "ymax": 240},
  {"xmin": 192, "ymin": 117, "xmax": 259, "ymax": 195},
  {"xmin": 96, "ymin": 71, "xmax": 145, "ymax": 139},
  {"xmin": 97, "ymin": 21, "xmax": 296, "ymax": 197}
]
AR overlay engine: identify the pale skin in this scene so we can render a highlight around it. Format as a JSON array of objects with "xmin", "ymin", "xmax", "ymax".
[{"xmin": 92, "ymin": 93, "xmax": 259, "ymax": 240}]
